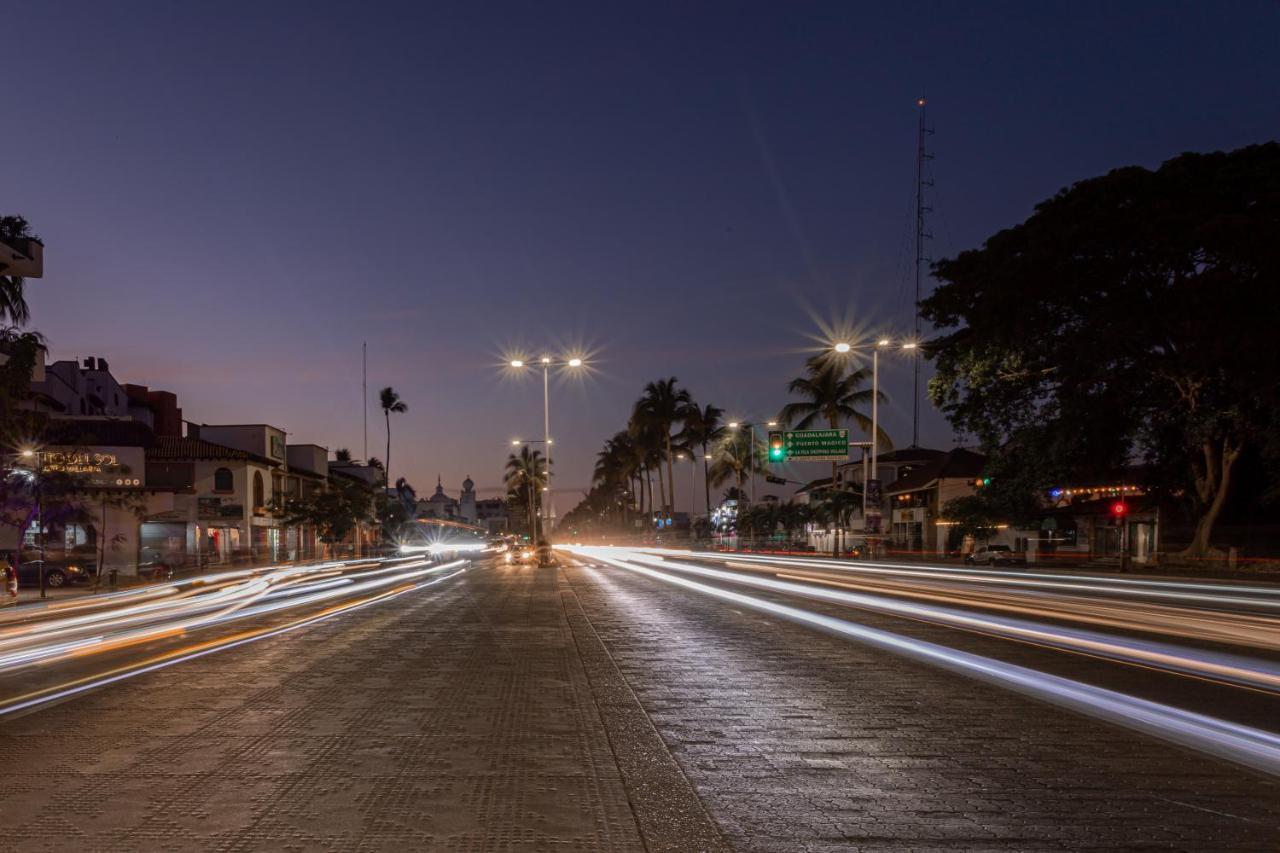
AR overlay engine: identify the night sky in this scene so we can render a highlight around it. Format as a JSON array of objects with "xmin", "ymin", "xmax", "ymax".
[{"xmin": 12, "ymin": 2, "xmax": 1278, "ymax": 508}]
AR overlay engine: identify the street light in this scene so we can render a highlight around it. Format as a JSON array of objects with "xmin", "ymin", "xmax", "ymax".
[
  {"xmin": 14, "ymin": 447, "xmax": 45, "ymax": 598},
  {"xmin": 831, "ymin": 338, "xmax": 918, "ymax": 552},
  {"xmin": 676, "ymin": 452, "xmax": 698, "ymax": 518},
  {"xmin": 726, "ymin": 419, "xmax": 773, "ymax": 504},
  {"xmin": 507, "ymin": 354, "xmax": 587, "ymax": 540}
]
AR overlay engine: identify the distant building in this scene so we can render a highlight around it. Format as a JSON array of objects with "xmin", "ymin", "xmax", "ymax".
[
  {"xmin": 416, "ymin": 475, "xmax": 480, "ymax": 524},
  {"xmin": 475, "ymin": 497, "xmax": 508, "ymax": 534},
  {"xmin": 884, "ymin": 447, "xmax": 987, "ymax": 553}
]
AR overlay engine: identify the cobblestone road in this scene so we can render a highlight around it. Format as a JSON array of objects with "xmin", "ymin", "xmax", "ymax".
[
  {"xmin": 3, "ymin": 557, "xmax": 1278, "ymax": 851},
  {"xmin": 0, "ymin": 561, "xmax": 718, "ymax": 852},
  {"xmin": 561, "ymin": 559, "xmax": 1280, "ymax": 851}
]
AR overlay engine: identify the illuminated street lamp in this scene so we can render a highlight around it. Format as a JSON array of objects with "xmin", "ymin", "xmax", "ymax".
[
  {"xmin": 507, "ymin": 355, "xmax": 587, "ymax": 539},
  {"xmin": 676, "ymin": 452, "xmax": 699, "ymax": 517},
  {"xmin": 727, "ymin": 419, "xmax": 775, "ymax": 504},
  {"xmin": 831, "ymin": 338, "xmax": 919, "ymax": 550},
  {"xmin": 13, "ymin": 447, "xmax": 46, "ymax": 598}
]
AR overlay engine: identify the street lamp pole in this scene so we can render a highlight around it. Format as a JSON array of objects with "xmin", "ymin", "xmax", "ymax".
[
  {"xmin": 508, "ymin": 355, "xmax": 585, "ymax": 543},
  {"xmin": 868, "ymin": 343, "xmax": 882, "ymax": 530},
  {"xmin": 541, "ymin": 357, "xmax": 552, "ymax": 539}
]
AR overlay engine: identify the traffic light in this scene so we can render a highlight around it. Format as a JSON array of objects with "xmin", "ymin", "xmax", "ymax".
[
  {"xmin": 972, "ymin": 477, "xmax": 992, "ymax": 488},
  {"xmin": 768, "ymin": 431, "xmax": 785, "ymax": 461},
  {"xmin": 1111, "ymin": 501, "xmax": 1128, "ymax": 518}
]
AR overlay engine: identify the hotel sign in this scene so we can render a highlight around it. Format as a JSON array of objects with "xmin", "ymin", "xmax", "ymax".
[{"xmin": 44, "ymin": 446, "xmax": 145, "ymax": 488}]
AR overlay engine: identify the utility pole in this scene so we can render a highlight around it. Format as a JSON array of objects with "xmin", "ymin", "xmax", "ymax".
[
  {"xmin": 362, "ymin": 341, "xmax": 368, "ymax": 462},
  {"xmin": 913, "ymin": 96, "xmax": 934, "ymax": 448}
]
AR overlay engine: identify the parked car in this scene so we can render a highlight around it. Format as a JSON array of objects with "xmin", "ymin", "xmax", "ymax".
[
  {"xmin": 965, "ymin": 544, "xmax": 1026, "ymax": 566},
  {"xmin": 14, "ymin": 558, "xmax": 97, "ymax": 588}
]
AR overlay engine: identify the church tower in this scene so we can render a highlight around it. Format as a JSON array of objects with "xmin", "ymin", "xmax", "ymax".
[{"xmin": 460, "ymin": 475, "xmax": 477, "ymax": 524}]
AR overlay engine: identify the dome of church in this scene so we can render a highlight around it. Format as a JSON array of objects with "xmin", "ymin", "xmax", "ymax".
[{"xmin": 462, "ymin": 475, "xmax": 474, "ymax": 491}]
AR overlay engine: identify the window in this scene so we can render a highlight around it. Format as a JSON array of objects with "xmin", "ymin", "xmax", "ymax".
[
  {"xmin": 213, "ymin": 467, "xmax": 234, "ymax": 492},
  {"xmin": 253, "ymin": 471, "xmax": 265, "ymax": 509}
]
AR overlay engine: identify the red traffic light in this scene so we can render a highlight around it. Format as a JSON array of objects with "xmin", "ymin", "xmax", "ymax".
[{"xmin": 1111, "ymin": 501, "xmax": 1128, "ymax": 517}]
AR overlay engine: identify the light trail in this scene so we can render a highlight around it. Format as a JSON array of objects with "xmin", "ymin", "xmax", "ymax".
[
  {"xmin": 568, "ymin": 546, "xmax": 1280, "ymax": 777},
  {"xmin": 0, "ymin": 557, "xmax": 465, "ymax": 675},
  {"xmin": 635, "ymin": 549, "xmax": 1280, "ymax": 652},
  {"xmin": 688, "ymin": 549, "xmax": 1280, "ymax": 609},
  {"xmin": 592, "ymin": 551, "xmax": 1280, "ymax": 692},
  {"xmin": 0, "ymin": 565, "xmax": 467, "ymax": 719}
]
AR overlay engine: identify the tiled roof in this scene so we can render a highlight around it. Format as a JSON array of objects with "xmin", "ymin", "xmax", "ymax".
[
  {"xmin": 885, "ymin": 448, "xmax": 987, "ymax": 494},
  {"xmin": 147, "ymin": 436, "xmax": 256, "ymax": 462}
]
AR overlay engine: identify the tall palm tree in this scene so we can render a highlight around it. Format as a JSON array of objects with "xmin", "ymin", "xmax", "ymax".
[
  {"xmin": 708, "ymin": 428, "xmax": 763, "ymax": 498},
  {"xmin": 594, "ymin": 431, "xmax": 640, "ymax": 524},
  {"xmin": 504, "ymin": 446, "xmax": 547, "ymax": 540},
  {"xmin": 627, "ymin": 414, "xmax": 667, "ymax": 517},
  {"xmin": 0, "ymin": 215, "xmax": 36, "ymax": 326},
  {"xmin": 633, "ymin": 378, "xmax": 691, "ymax": 515},
  {"xmin": 677, "ymin": 401, "xmax": 724, "ymax": 522},
  {"xmin": 333, "ymin": 448, "xmax": 353, "ymax": 463},
  {"xmin": 778, "ymin": 354, "xmax": 889, "ymax": 492},
  {"xmin": 379, "ymin": 387, "xmax": 407, "ymax": 486}
]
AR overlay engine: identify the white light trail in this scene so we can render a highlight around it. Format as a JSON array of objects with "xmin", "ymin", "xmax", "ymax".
[{"xmin": 570, "ymin": 546, "xmax": 1280, "ymax": 777}]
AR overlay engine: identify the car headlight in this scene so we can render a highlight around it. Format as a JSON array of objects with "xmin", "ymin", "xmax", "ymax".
[{"xmin": 66, "ymin": 565, "xmax": 82, "ymax": 574}]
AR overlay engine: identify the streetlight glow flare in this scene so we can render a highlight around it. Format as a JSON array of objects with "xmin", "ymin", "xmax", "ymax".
[{"xmin": 833, "ymin": 342, "xmax": 851, "ymax": 353}]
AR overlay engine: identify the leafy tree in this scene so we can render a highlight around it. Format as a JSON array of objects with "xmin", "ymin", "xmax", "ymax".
[
  {"xmin": 376, "ymin": 477, "xmax": 417, "ymax": 542},
  {"xmin": 0, "ymin": 215, "xmax": 37, "ymax": 326},
  {"xmin": 379, "ymin": 387, "xmax": 407, "ymax": 486},
  {"xmin": 279, "ymin": 476, "xmax": 375, "ymax": 552},
  {"xmin": 922, "ymin": 143, "xmax": 1280, "ymax": 558},
  {"xmin": 939, "ymin": 494, "xmax": 1002, "ymax": 553}
]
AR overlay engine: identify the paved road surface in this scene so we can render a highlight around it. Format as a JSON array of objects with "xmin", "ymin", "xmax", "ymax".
[{"xmin": 1, "ymin": 552, "xmax": 1277, "ymax": 851}]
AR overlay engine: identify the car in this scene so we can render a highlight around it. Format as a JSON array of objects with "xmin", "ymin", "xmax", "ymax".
[
  {"xmin": 965, "ymin": 544, "xmax": 1026, "ymax": 566},
  {"xmin": 514, "ymin": 546, "xmax": 536, "ymax": 564},
  {"xmin": 14, "ymin": 558, "xmax": 97, "ymax": 588}
]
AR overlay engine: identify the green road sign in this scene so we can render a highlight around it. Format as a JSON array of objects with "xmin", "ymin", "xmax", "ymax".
[{"xmin": 781, "ymin": 428, "xmax": 849, "ymax": 461}]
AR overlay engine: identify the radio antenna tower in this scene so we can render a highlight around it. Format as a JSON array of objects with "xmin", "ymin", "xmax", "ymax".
[{"xmin": 912, "ymin": 96, "xmax": 934, "ymax": 448}]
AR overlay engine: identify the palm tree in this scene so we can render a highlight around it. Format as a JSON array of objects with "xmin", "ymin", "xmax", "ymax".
[
  {"xmin": 708, "ymin": 428, "xmax": 764, "ymax": 498},
  {"xmin": 627, "ymin": 414, "xmax": 667, "ymax": 517},
  {"xmin": 677, "ymin": 401, "xmax": 724, "ymax": 522},
  {"xmin": 824, "ymin": 488, "xmax": 862, "ymax": 557},
  {"xmin": 333, "ymin": 448, "xmax": 353, "ymax": 463},
  {"xmin": 379, "ymin": 387, "xmax": 407, "ymax": 486},
  {"xmin": 0, "ymin": 215, "xmax": 36, "ymax": 326},
  {"xmin": 778, "ymin": 354, "xmax": 889, "ymax": 492},
  {"xmin": 504, "ymin": 446, "xmax": 547, "ymax": 540},
  {"xmin": 633, "ymin": 378, "xmax": 691, "ymax": 515},
  {"xmin": 594, "ymin": 432, "xmax": 640, "ymax": 524}
]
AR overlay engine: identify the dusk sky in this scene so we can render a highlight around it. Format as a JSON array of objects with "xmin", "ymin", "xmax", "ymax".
[{"xmin": 12, "ymin": 2, "xmax": 1278, "ymax": 508}]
